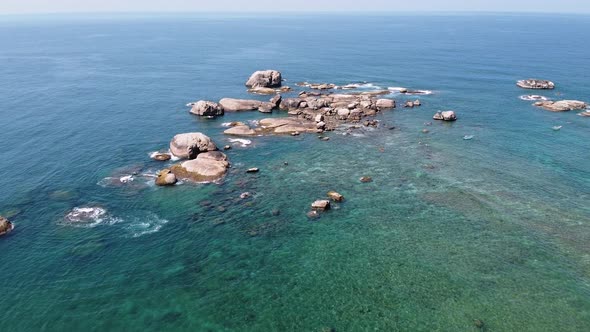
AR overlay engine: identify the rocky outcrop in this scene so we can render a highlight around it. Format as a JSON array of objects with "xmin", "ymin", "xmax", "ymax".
[
  {"xmin": 517, "ymin": 79, "xmax": 555, "ymax": 90},
  {"xmin": 311, "ymin": 200, "xmax": 331, "ymax": 211},
  {"xmin": 245, "ymin": 70, "xmax": 282, "ymax": 88},
  {"xmin": 533, "ymin": 100, "xmax": 587, "ymax": 112},
  {"xmin": 0, "ymin": 216, "xmax": 14, "ymax": 236},
  {"xmin": 327, "ymin": 191, "xmax": 344, "ymax": 202},
  {"xmin": 433, "ymin": 111, "xmax": 457, "ymax": 121},
  {"xmin": 224, "ymin": 125, "xmax": 257, "ymax": 136},
  {"xmin": 189, "ymin": 100, "xmax": 224, "ymax": 117},
  {"xmin": 219, "ymin": 98, "xmax": 276, "ymax": 113},
  {"xmin": 248, "ymin": 86, "xmax": 291, "ymax": 95},
  {"xmin": 259, "ymin": 118, "xmax": 317, "ymax": 134},
  {"xmin": 170, "ymin": 133, "xmax": 217, "ymax": 159},
  {"xmin": 155, "ymin": 169, "xmax": 177, "ymax": 186},
  {"xmin": 579, "ymin": 111, "xmax": 590, "ymax": 117},
  {"xmin": 170, "ymin": 151, "xmax": 229, "ymax": 183}
]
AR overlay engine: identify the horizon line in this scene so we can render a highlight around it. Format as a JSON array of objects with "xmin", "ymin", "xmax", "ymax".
[{"xmin": 1, "ymin": 9, "xmax": 590, "ymax": 16}]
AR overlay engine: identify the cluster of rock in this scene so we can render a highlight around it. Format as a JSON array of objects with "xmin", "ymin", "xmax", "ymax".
[
  {"xmin": 517, "ymin": 79, "xmax": 555, "ymax": 90},
  {"xmin": 533, "ymin": 100, "xmax": 587, "ymax": 112},
  {"xmin": 404, "ymin": 100, "xmax": 422, "ymax": 108},
  {"xmin": 155, "ymin": 133, "xmax": 229, "ymax": 185},
  {"xmin": 0, "ymin": 216, "xmax": 14, "ymax": 236},
  {"xmin": 433, "ymin": 111, "xmax": 457, "ymax": 121},
  {"xmin": 307, "ymin": 191, "xmax": 344, "ymax": 218},
  {"xmin": 224, "ymin": 118, "xmax": 317, "ymax": 136}
]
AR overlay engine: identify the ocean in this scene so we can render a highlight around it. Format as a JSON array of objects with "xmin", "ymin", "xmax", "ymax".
[{"xmin": 0, "ymin": 13, "xmax": 589, "ymax": 331}]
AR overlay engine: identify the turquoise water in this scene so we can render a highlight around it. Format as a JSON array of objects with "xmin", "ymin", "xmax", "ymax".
[{"xmin": 1, "ymin": 13, "xmax": 589, "ymax": 331}]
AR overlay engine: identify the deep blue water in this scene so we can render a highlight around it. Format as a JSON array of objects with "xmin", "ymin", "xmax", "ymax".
[{"xmin": 0, "ymin": 13, "xmax": 589, "ymax": 331}]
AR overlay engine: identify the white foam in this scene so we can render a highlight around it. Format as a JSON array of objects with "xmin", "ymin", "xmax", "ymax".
[
  {"xmin": 229, "ymin": 138, "xmax": 252, "ymax": 147},
  {"xmin": 388, "ymin": 87, "xmax": 433, "ymax": 95},
  {"xmin": 125, "ymin": 213, "xmax": 169, "ymax": 238},
  {"xmin": 519, "ymin": 95, "xmax": 549, "ymax": 101},
  {"xmin": 221, "ymin": 122, "xmax": 232, "ymax": 127},
  {"xmin": 62, "ymin": 207, "xmax": 121, "ymax": 228},
  {"xmin": 120, "ymin": 175, "xmax": 134, "ymax": 183}
]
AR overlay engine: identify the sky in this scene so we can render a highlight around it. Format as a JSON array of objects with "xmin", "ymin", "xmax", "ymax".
[{"xmin": 0, "ymin": 0, "xmax": 589, "ymax": 14}]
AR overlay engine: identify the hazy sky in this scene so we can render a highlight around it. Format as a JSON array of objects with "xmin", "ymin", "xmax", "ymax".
[{"xmin": 1, "ymin": 0, "xmax": 589, "ymax": 14}]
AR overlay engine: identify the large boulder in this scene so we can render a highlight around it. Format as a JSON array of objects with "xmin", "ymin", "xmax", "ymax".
[
  {"xmin": 517, "ymin": 79, "xmax": 555, "ymax": 90},
  {"xmin": 533, "ymin": 100, "xmax": 587, "ymax": 112},
  {"xmin": 155, "ymin": 169, "xmax": 177, "ymax": 186},
  {"xmin": 189, "ymin": 101, "xmax": 224, "ymax": 117},
  {"xmin": 219, "ymin": 98, "xmax": 264, "ymax": 112},
  {"xmin": 0, "ymin": 216, "xmax": 14, "ymax": 236},
  {"xmin": 224, "ymin": 125, "xmax": 257, "ymax": 136},
  {"xmin": 245, "ymin": 70, "xmax": 282, "ymax": 88},
  {"xmin": 170, "ymin": 152, "xmax": 229, "ymax": 183},
  {"xmin": 433, "ymin": 111, "xmax": 457, "ymax": 121},
  {"xmin": 376, "ymin": 99, "xmax": 396, "ymax": 110},
  {"xmin": 170, "ymin": 133, "xmax": 217, "ymax": 159}
]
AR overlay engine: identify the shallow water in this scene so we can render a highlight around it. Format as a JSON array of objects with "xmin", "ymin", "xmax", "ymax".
[{"xmin": 0, "ymin": 13, "xmax": 589, "ymax": 331}]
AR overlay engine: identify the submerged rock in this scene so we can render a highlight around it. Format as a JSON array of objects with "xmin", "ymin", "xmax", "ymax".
[
  {"xmin": 152, "ymin": 153, "xmax": 171, "ymax": 161},
  {"xmin": 170, "ymin": 132, "xmax": 217, "ymax": 159},
  {"xmin": 433, "ymin": 111, "xmax": 457, "ymax": 121},
  {"xmin": 64, "ymin": 207, "xmax": 107, "ymax": 224},
  {"xmin": 224, "ymin": 125, "xmax": 257, "ymax": 136},
  {"xmin": 245, "ymin": 70, "xmax": 282, "ymax": 88},
  {"xmin": 155, "ymin": 169, "xmax": 177, "ymax": 186},
  {"xmin": 307, "ymin": 210, "xmax": 320, "ymax": 219},
  {"xmin": 579, "ymin": 111, "xmax": 590, "ymax": 117},
  {"xmin": 360, "ymin": 176, "xmax": 373, "ymax": 183},
  {"xmin": 0, "ymin": 216, "xmax": 14, "ymax": 236},
  {"xmin": 189, "ymin": 100, "xmax": 224, "ymax": 117},
  {"xmin": 170, "ymin": 151, "xmax": 229, "ymax": 183},
  {"xmin": 533, "ymin": 100, "xmax": 587, "ymax": 112},
  {"xmin": 517, "ymin": 79, "xmax": 555, "ymax": 90}
]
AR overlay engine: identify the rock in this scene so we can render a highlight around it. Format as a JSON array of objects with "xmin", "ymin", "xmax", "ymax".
[
  {"xmin": 517, "ymin": 79, "xmax": 555, "ymax": 90},
  {"xmin": 337, "ymin": 108, "xmax": 350, "ymax": 120},
  {"xmin": 315, "ymin": 114, "xmax": 324, "ymax": 122},
  {"xmin": 404, "ymin": 101, "xmax": 414, "ymax": 108},
  {"xmin": 376, "ymin": 99, "xmax": 396, "ymax": 110},
  {"xmin": 316, "ymin": 121, "xmax": 326, "ymax": 129},
  {"xmin": 245, "ymin": 70, "xmax": 282, "ymax": 88},
  {"xmin": 291, "ymin": 131, "xmax": 300, "ymax": 136},
  {"xmin": 474, "ymin": 319, "xmax": 484, "ymax": 329},
  {"xmin": 0, "ymin": 216, "xmax": 14, "ymax": 236},
  {"xmin": 327, "ymin": 191, "xmax": 344, "ymax": 202},
  {"xmin": 246, "ymin": 168, "xmax": 259, "ymax": 173},
  {"xmin": 152, "ymin": 153, "xmax": 171, "ymax": 161},
  {"xmin": 224, "ymin": 125, "xmax": 257, "ymax": 136},
  {"xmin": 270, "ymin": 94, "xmax": 282, "ymax": 107},
  {"xmin": 240, "ymin": 192, "xmax": 252, "ymax": 199},
  {"xmin": 223, "ymin": 145, "xmax": 231, "ymax": 150},
  {"xmin": 258, "ymin": 102, "xmax": 275, "ymax": 113},
  {"xmin": 248, "ymin": 87, "xmax": 277, "ymax": 95},
  {"xmin": 170, "ymin": 133, "xmax": 217, "ymax": 159},
  {"xmin": 360, "ymin": 176, "xmax": 373, "ymax": 183},
  {"xmin": 533, "ymin": 100, "xmax": 587, "ymax": 112},
  {"xmin": 189, "ymin": 100, "xmax": 224, "ymax": 117},
  {"xmin": 259, "ymin": 118, "xmax": 317, "ymax": 135},
  {"xmin": 307, "ymin": 210, "xmax": 320, "ymax": 219},
  {"xmin": 219, "ymin": 98, "xmax": 264, "ymax": 112},
  {"xmin": 311, "ymin": 200, "xmax": 331, "ymax": 211},
  {"xmin": 413, "ymin": 99, "xmax": 421, "ymax": 106},
  {"xmin": 579, "ymin": 111, "xmax": 590, "ymax": 117},
  {"xmin": 433, "ymin": 111, "xmax": 457, "ymax": 121},
  {"xmin": 155, "ymin": 169, "xmax": 177, "ymax": 186},
  {"xmin": 170, "ymin": 152, "xmax": 229, "ymax": 183}
]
